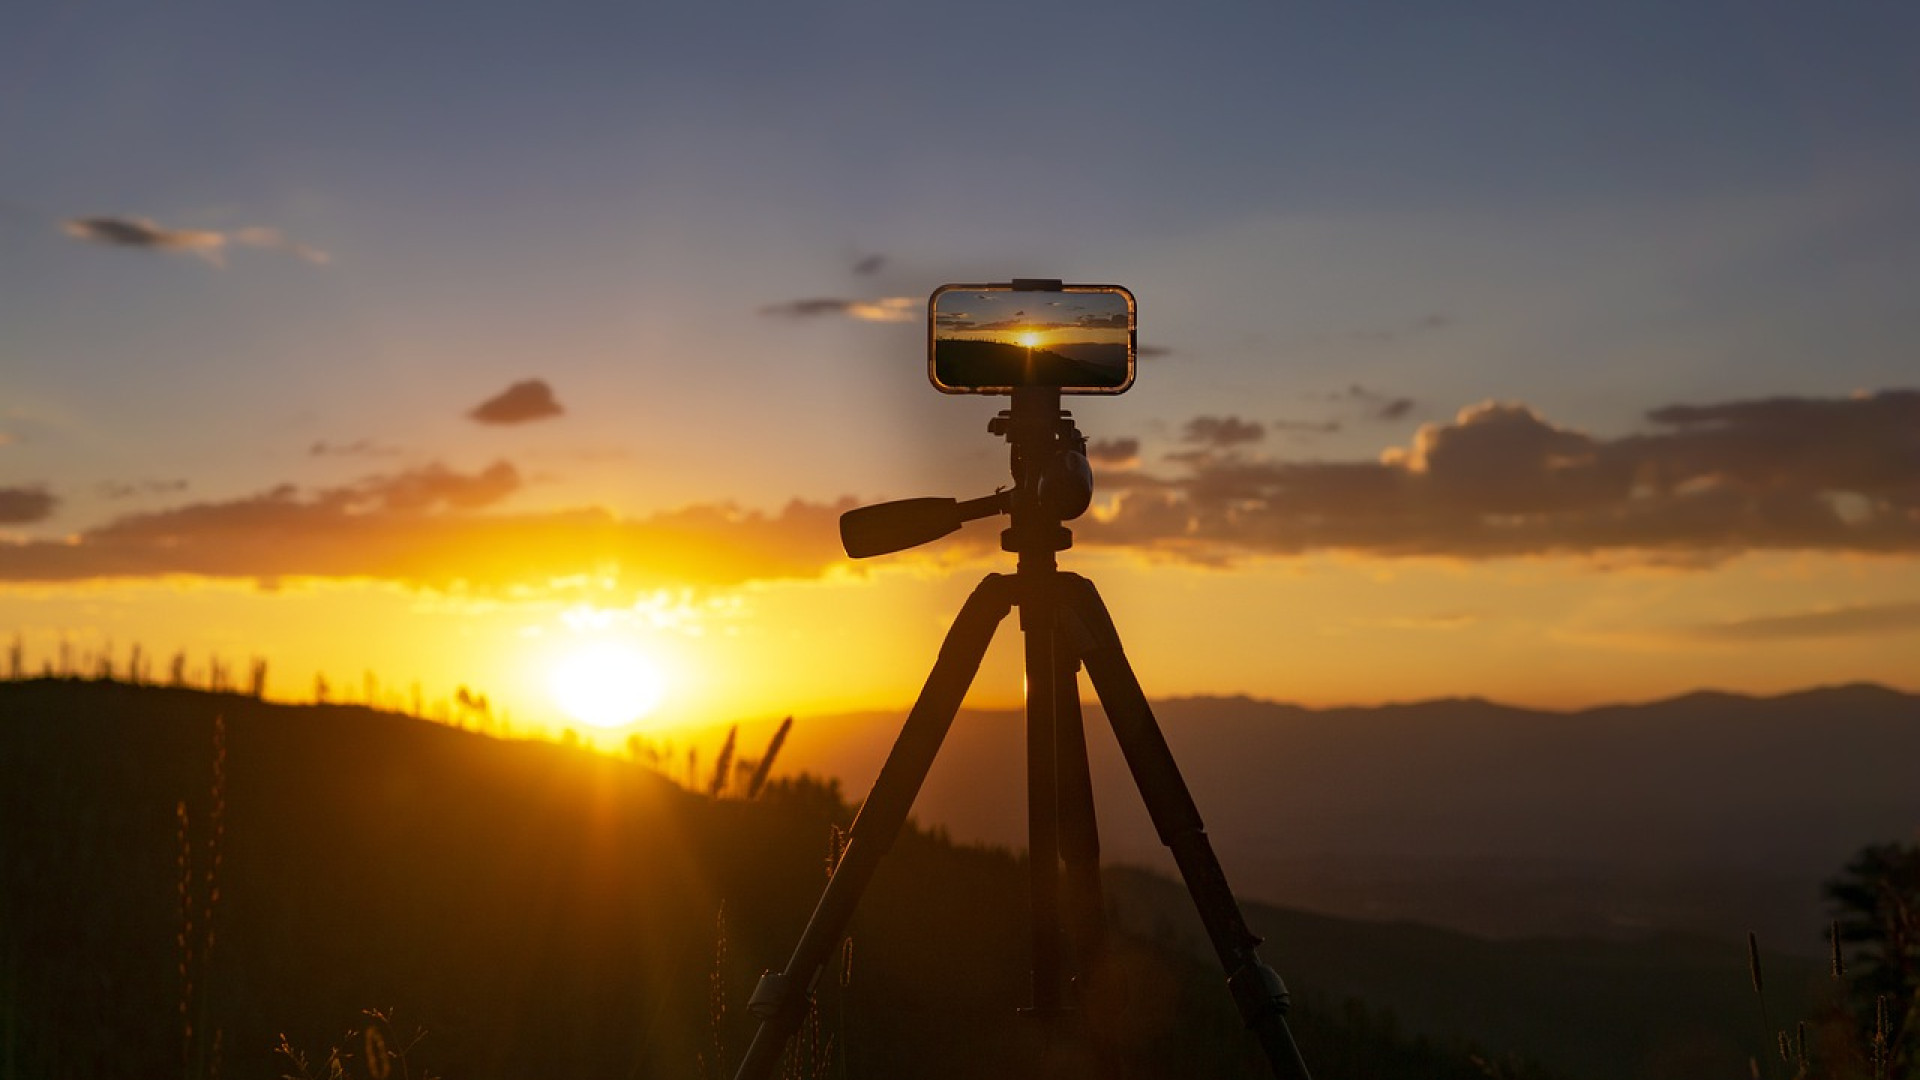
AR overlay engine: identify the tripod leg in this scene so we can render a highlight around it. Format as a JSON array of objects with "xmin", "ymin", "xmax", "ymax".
[
  {"xmin": 731, "ymin": 574, "xmax": 1017, "ymax": 1080},
  {"xmin": 1051, "ymin": 645, "xmax": 1131, "ymax": 1077},
  {"xmin": 1058, "ymin": 574, "xmax": 1312, "ymax": 1080},
  {"xmin": 1051, "ymin": 646, "xmax": 1108, "ymax": 986}
]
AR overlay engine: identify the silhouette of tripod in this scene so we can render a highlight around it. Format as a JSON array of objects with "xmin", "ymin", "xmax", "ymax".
[{"xmin": 732, "ymin": 387, "xmax": 1311, "ymax": 1080}]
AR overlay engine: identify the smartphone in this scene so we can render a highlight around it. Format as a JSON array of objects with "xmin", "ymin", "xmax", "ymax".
[{"xmin": 928, "ymin": 282, "xmax": 1135, "ymax": 395}]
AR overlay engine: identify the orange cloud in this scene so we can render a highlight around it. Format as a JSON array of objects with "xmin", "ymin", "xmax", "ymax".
[{"xmin": 0, "ymin": 462, "xmax": 851, "ymax": 591}]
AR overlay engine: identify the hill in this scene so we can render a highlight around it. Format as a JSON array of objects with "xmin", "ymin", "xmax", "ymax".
[
  {"xmin": 0, "ymin": 679, "xmax": 1834, "ymax": 1079},
  {"xmin": 932, "ymin": 338, "xmax": 1129, "ymax": 389}
]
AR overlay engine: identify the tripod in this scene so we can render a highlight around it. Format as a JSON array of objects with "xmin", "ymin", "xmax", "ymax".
[{"xmin": 732, "ymin": 387, "xmax": 1311, "ymax": 1080}]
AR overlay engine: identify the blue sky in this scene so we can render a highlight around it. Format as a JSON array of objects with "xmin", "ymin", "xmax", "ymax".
[{"xmin": 4, "ymin": 1, "xmax": 1919, "ymax": 723}]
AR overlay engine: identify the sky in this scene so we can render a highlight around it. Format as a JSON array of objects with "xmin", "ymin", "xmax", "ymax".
[{"xmin": 4, "ymin": 1, "xmax": 1919, "ymax": 737}]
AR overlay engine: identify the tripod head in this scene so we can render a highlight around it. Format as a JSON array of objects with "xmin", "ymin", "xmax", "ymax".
[{"xmin": 839, "ymin": 386, "xmax": 1094, "ymax": 560}]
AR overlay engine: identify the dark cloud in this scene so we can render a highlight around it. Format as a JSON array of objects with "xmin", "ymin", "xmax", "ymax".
[
  {"xmin": 852, "ymin": 254, "xmax": 885, "ymax": 276},
  {"xmin": 0, "ymin": 486, "xmax": 56, "ymax": 524},
  {"xmin": 0, "ymin": 463, "xmax": 853, "ymax": 591},
  {"xmin": 1085, "ymin": 438, "xmax": 1140, "ymax": 468},
  {"xmin": 311, "ymin": 438, "xmax": 404, "ymax": 458},
  {"xmin": 63, "ymin": 215, "xmax": 223, "ymax": 257},
  {"xmin": 469, "ymin": 380, "xmax": 564, "ymax": 426},
  {"xmin": 758, "ymin": 297, "xmax": 915, "ymax": 322},
  {"xmin": 1182, "ymin": 416, "xmax": 1265, "ymax": 447},
  {"xmin": 1679, "ymin": 601, "xmax": 1920, "ymax": 642},
  {"xmin": 1084, "ymin": 390, "xmax": 1920, "ymax": 562},
  {"xmin": 1334, "ymin": 384, "xmax": 1416, "ymax": 422},
  {"xmin": 62, "ymin": 215, "xmax": 328, "ymax": 265},
  {"xmin": 1137, "ymin": 345, "xmax": 1172, "ymax": 358}
]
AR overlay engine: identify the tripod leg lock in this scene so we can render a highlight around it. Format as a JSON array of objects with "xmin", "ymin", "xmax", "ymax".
[
  {"xmin": 1226, "ymin": 960, "xmax": 1291, "ymax": 1027},
  {"xmin": 746, "ymin": 970, "xmax": 805, "ymax": 1025}
]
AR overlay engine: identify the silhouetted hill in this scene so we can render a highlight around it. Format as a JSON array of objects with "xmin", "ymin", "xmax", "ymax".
[
  {"xmin": 933, "ymin": 338, "xmax": 1128, "ymax": 388},
  {"xmin": 5, "ymin": 678, "xmax": 1614, "ymax": 1080},
  {"xmin": 1109, "ymin": 867, "xmax": 1822, "ymax": 1080},
  {"xmin": 710, "ymin": 684, "xmax": 1920, "ymax": 952}
]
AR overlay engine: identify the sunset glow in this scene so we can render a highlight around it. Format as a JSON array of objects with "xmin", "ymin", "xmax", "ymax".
[{"xmin": 548, "ymin": 640, "xmax": 668, "ymax": 731}]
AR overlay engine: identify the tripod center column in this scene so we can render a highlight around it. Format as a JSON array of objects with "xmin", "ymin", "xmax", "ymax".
[{"xmin": 1002, "ymin": 385, "xmax": 1072, "ymax": 1016}]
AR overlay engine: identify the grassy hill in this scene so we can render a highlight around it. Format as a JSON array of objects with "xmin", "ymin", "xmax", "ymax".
[{"xmin": 1, "ymin": 679, "xmax": 1831, "ymax": 1078}]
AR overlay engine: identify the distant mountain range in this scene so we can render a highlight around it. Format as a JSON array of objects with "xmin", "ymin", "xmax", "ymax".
[{"xmin": 712, "ymin": 683, "xmax": 1920, "ymax": 954}]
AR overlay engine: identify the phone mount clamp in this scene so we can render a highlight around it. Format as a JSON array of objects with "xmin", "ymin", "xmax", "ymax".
[{"xmin": 731, "ymin": 385, "xmax": 1312, "ymax": 1079}]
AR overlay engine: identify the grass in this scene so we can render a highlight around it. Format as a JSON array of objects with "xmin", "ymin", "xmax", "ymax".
[
  {"xmin": 1746, "ymin": 912, "xmax": 1920, "ymax": 1078},
  {"xmin": 275, "ymin": 1009, "xmax": 436, "ymax": 1080}
]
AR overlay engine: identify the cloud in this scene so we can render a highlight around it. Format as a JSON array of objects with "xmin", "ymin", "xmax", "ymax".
[
  {"xmin": 1333, "ymin": 384, "xmax": 1416, "ymax": 422},
  {"xmin": 1085, "ymin": 390, "xmax": 1920, "ymax": 562},
  {"xmin": 852, "ymin": 254, "xmax": 885, "ymax": 276},
  {"xmin": 311, "ymin": 438, "xmax": 404, "ymax": 458},
  {"xmin": 1678, "ymin": 600, "xmax": 1920, "ymax": 642},
  {"xmin": 0, "ymin": 463, "xmax": 853, "ymax": 591},
  {"xmin": 347, "ymin": 460, "xmax": 521, "ymax": 510},
  {"xmin": 1137, "ymin": 345, "xmax": 1172, "ymax": 358},
  {"xmin": 0, "ymin": 486, "xmax": 56, "ymax": 524},
  {"xmin": 1085, "ymin": 438, "xmax": 1140, "ymax": 468},
  {"xmin": 62, "ymin": 215, "xmax": 329, "ymax": 266},
  {"xmin": 758, "ymin": 296, "xmax": 917, "ymax": 322},
  {"xmin": 64, "ymin": 216, "xmax": 225, "ymax": 262},
  {"xmin": 1182, "ymin": 415, "xmax": 1265, "ymax": 447},
  {"xmin": 20, "ymin": 390, "xmax": 1915, "ymax": 588},
  {"xmin": 469, "ymin": 380, "xmax": 564, "ymax": 426}
]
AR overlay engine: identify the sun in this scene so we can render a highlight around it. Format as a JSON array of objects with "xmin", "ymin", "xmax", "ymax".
[
  {"xmin": 548, "ymin": 640, "xmax": 667, "ymax": 730},
  {"xmin": 1017, "ymin": 331, "xmax": 1041, "ymax": 349}
]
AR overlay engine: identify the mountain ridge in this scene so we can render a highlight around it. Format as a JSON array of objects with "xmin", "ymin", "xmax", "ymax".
[{"xmin": 710, "ymin": 681, "xmax": 1920, "ymax": 952}]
